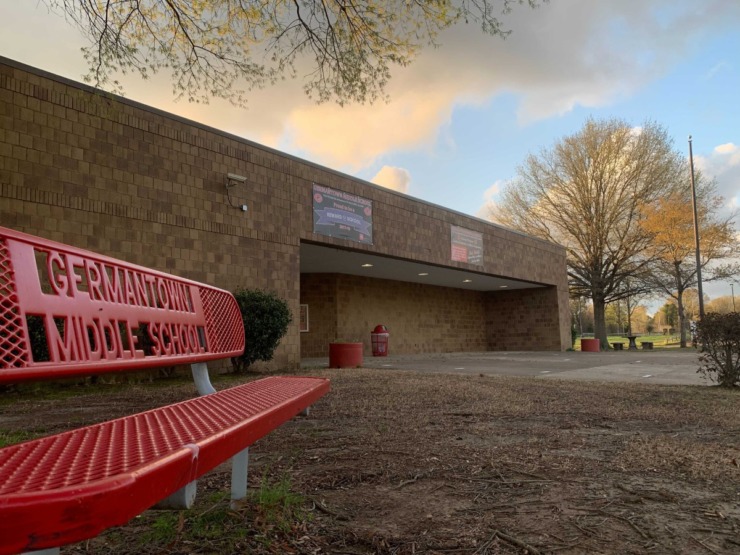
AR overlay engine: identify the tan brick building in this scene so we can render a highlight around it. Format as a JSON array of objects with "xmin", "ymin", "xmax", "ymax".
[{"xmin": 0, "ymin": 57, "xmax": 571, "ymax": 370}]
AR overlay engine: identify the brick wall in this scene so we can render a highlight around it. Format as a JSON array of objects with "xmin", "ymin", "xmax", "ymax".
[
  {"xmin": 485, "ymin": 287, "xmax": 566, "ymax": 351},
  {"xmin": 302, "ymin": 273, "xmax": 491, "ymax": 357},
  {"xmin": 1, "ymin": 57, "xmax": 572, "ymax": 367},
  {"xmin": 299, "ymin": 274, "xmax": 338, "ymax": 358}
]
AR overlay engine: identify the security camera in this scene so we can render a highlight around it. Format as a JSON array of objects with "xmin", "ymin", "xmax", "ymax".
[{"xmin": 226, "ymin": 173, "xmax": 247, "ymax": 183}]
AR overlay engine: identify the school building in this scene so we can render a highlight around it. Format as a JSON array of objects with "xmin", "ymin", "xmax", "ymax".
[{"xmin": 0, "ymin": 57, "xmax": 571, "ymax": 370}]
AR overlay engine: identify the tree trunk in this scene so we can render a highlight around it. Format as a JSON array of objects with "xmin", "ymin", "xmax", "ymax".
[
  {"xmin": 593, "ymin": 295, "xmax": 609, "ymax": 350},
  {"xmin": 677, "ymin": 292, "xmax": 687, "ymax": 348}
]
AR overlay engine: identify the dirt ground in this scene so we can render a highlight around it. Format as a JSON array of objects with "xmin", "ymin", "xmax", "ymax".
[{"xmin": 2, "ymin": 368, "xmax": 739, "ymax": 554}]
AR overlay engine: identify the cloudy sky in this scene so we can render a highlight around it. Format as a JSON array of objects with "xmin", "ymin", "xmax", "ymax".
[{"xmin": 2, "ymin": 0, "xmax": 740, "ymax": 302}]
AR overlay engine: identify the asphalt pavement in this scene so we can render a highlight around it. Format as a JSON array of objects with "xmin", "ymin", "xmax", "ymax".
[{"xmin": 301, "ymin": 349, "xmax": 709, "ymax": 386}]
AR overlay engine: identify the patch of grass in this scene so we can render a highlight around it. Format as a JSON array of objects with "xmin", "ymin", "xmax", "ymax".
[
  {"xmin": 0, "ymin": 430, "xmax": 39, "ymax": 448},
  {"xmin": 191, "ymin": 505, "xmax": 233, "ymax": 540},
  {"xmin": 136, "ymin": 492, "xmax": 245, "ymax": 550},
  {"xmin": 123, "ymin": 482, "xmax": 307, "ymax": 553},
  {"xmin": 140, "ymin": 513, "xmax": 179, "ymax": 546},
  {"xmin": 251, "ymin": 473, "xmax": 307, "ymax": 532}
]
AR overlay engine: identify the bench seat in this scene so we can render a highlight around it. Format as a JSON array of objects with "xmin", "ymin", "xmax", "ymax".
[{"xmin": 0, "ymin": 375, "xmax": 329, "ymax": 554}]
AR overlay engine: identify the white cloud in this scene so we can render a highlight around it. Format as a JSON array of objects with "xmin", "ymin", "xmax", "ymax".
[
  {"xmin": 483, "ymin": 182, "xmax": 501, "ymax": 202},
  {"xmin": 476, "ymin": 181, "xmax": 505, "ymax": 219},
  {"xmin": 2, "ymin": 1, "xmax": 739, "ymax": 171},
  {"xmin": 715, "ymin": 143, "xmax": 738, "ymax": 155},
  {"xmin": 371, "ymin": 166, "xmax": 412, "ymax": 194},
  {"xmin": 695, "ymin": 142, "xmax": 740, "ymax": 214},
  {"xmin": 279, "ymin": 0, "xmax": 740, "ymax": 167},
  {"xmin": 285, "ymin": 90, "xmax": 457, "ymax": 170}
]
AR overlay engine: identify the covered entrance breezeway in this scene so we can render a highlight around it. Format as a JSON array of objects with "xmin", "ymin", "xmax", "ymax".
[{"xmin": 298, "ymin": 242, "xmax": 557, "ymax": 358}]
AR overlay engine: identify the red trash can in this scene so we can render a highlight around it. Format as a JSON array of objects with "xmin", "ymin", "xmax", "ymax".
[
  {"xmin": 581, "ymin": 338, "xmax": 600, "ymax": 352},
  {"xmin": 371, "ymin": 325, "xmax": 389, "ymax": 356}
]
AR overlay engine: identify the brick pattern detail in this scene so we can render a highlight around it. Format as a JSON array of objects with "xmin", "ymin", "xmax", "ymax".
[
  {"xmin": 1, "ymin": 58, "xmax": 571, "ymax": 367},
  {"xmin": 299, "ymin": 274, "xmax": 339, "ymax": 357},
  {"xmin": 485, "ymin": 288, "xmax": 567, "ymax": 351}
]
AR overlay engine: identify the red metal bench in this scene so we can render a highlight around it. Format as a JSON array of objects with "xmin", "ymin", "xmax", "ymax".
[{"xmin": 0, "ymin": 226, "xmax": 330, "ymax": 554}]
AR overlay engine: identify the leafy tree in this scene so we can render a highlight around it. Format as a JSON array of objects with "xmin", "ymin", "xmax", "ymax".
[
  {"xmin": 232, "ymin": 288, "xmax": 292, "ymax": 372},
  {"xmin": 605, "ymin": 297, "xmax": 650, "ymax": 336},
  {"xmin": 605, "ymin": 301, "xmax": 626, "ymax": 335},
  {"xmin": 630, "ymin": 305, "xmax": 650, "ymax": 334},
  {"xmin": 640, "ymin": 177, "xmax": 740, "ymax": 346},
  {"xmin": 492, "ymin": 118, "xmax": 684, "ymax": 349},
  {"xmin": 43, "ymin": 0, "xmax": 540, "ymax": 105},
  {"xmin": 706, "ymin": 295, "xmax": 737, "ymax": 315},
  {"xmin": 660, "ymin": 301, "xmax": 678, "ymax": 329}
]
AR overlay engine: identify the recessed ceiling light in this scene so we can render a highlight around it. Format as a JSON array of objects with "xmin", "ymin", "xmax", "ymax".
[
  {"xmin": 418, "ymin": 272, "xmax": 429, "ymax": 276},
  {"xmin": 463, "ymin": 279, "xmax": 472, "ymax": 283},
  {"xmin": 361, "ymin": 263, "xmax": 373, "ymax": 268}
]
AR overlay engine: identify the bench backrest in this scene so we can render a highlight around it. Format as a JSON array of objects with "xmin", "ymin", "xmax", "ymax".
[{"xmin": 1, "ymin": 226, "xmax": 245, "ymax": 384}]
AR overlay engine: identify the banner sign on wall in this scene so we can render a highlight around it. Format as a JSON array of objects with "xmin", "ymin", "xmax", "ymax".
[
  {"xmin": 451, "ymin": 225, "xmax": 483, "ymax": 265},
  {"xmin": 313, "ymin": 184, "xmax": 373, "ymax": 245}
]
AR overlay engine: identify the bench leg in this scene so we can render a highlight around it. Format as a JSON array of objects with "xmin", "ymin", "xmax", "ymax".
[
  {"xmin": 300, "ymin": 406, "xmax": 310, "ymax": 416},
  {"xmin": 154, "ymin": 480, "xmax": 197, "ymax": 510},
  {"xmin": 191, "ymin": 362, "xmax": 216, "ymax": 396},
  {"xmin": 230, "ymin": 447, "xmax": 249, "ymax": 509}
]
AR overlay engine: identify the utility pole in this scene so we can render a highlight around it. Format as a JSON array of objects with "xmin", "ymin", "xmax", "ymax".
[
  {"xmin": 688, "ymin": 136, "xmax": 705, "ymax": 319},
  {"xmin": 732, "ymin": 283, "xmax": 736, "ymax": 312}
]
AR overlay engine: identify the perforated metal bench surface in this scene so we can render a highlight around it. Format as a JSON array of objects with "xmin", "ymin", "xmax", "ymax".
[{"xmin": 0, "ymin": 375, "xmax": 329, "ymax": 554}]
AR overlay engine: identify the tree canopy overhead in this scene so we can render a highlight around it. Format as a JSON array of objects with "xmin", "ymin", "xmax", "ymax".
[{"xmin": 45, "ymin": 0, "xmax": 540, "ymax": 105}]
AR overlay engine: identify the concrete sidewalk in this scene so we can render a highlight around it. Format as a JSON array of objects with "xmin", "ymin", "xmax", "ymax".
[{"xmin": 301, "ymin": 349, "xmax": 709, "ymax": 386}]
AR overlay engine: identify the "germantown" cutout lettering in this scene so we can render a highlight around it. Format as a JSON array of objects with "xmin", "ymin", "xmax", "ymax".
[{"xmin": 45, "ymin": 249, "xmax": 194, "ymax": 313}]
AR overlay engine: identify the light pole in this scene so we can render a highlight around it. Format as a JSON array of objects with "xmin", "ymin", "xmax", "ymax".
[
  {"xmin": 732, "ymin": 283, "xmax": 736, "ymax": 312},
  {"xmin": 688, "ymin": 136, "xmax": 705, "ymax": 319}
]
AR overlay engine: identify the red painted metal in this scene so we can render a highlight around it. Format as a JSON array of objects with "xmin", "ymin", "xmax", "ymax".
[
  {"xmin": 0, "ymin": 228, "xmax": 330, "ymax": 553},
  {"xmin": 0, "ymin": 375, "xmax": 330, "ymax": 554},
  {"xmin": 371, "ymin": 325, "xmax": 389, "ymax": 357},
  {"xmin": 0, "ymin": 226, "xmax": 244, "ymax": 383},
  {"xmin": 329, "ymin": 342, "xmax": 364, "ymax": 368}
]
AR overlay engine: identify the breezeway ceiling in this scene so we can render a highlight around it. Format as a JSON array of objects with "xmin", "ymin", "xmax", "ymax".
[{"xmin": 300, "ymin": 243, "xmax": 545, "ymax": 292}]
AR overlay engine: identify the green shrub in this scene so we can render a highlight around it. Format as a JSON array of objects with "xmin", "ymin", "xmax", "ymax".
[
  {"xmin": 696, "ymin": 313, "xmax": 740, "ymax": 388},
  {"xmin": 232, "ymin": 289, "xmax": 292, "ymax": 372}
]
